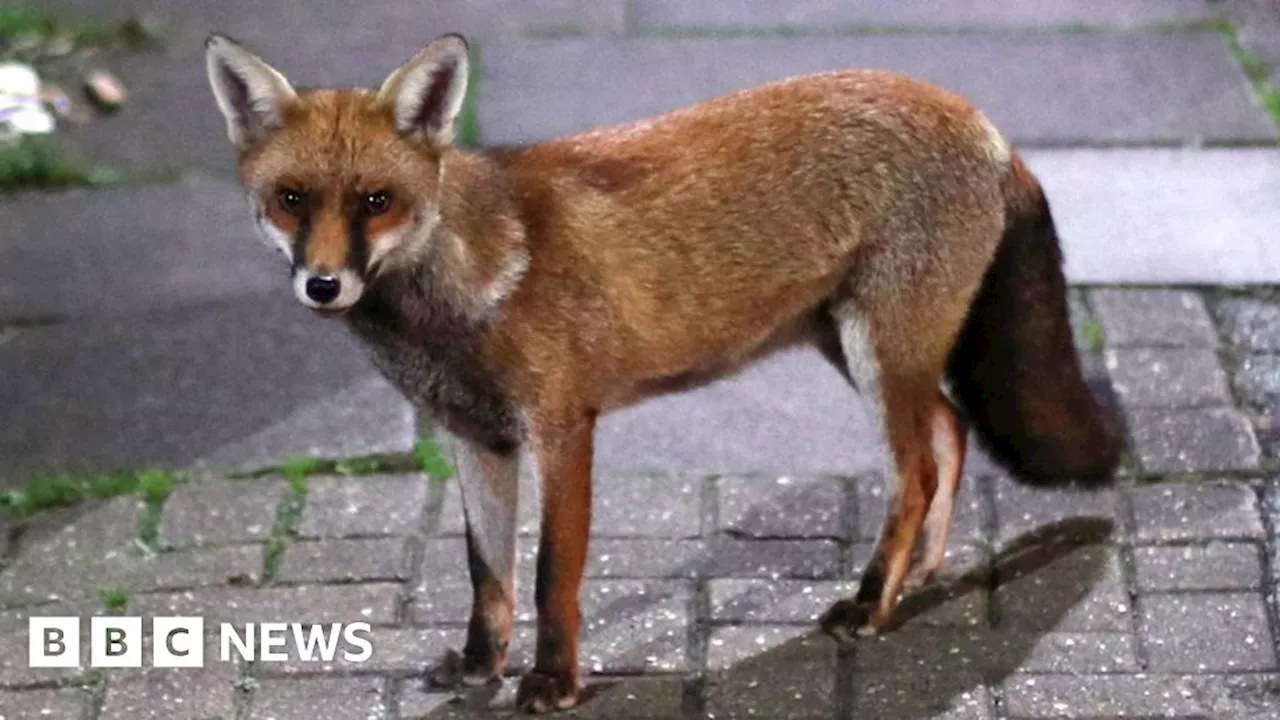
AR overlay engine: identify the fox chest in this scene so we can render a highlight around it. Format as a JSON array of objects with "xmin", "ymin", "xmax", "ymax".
[{"xmin": 346, "ymin": 314, "xmax": 522, "ymax": 455}]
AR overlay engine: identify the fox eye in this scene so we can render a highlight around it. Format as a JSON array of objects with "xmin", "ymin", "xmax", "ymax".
[
  {"xmin": 277, "ymin": 188, "xmax": 307, "ymax": 215},
  {"xmin": 362, "ymin": 190, "xmax": 392, "ymax": 216}
]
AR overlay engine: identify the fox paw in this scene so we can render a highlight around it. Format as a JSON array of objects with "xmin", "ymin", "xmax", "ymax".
[
  {"xmin": 516, "ymin": 670, "xmax": 580, "ymax": 714},
  {"xmin": 819, "ymin": 599, "xmax": 885, "ymax": 643},
  {"xmin": 426, "ymin": 648, "xmax": 502, "ymax": 689}
]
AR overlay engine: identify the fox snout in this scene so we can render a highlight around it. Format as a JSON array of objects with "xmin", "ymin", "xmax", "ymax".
[{"xmin": 292, "ymin": 267, "xmax": 365, "ymax": 315}]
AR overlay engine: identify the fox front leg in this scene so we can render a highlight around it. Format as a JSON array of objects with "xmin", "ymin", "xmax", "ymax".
[{"xmin": 429, "ymin": 436, "xmax": 520, "ymax": 687}]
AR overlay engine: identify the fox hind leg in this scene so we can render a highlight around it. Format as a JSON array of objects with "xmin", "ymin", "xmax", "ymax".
[{"xmin": 907, "ymin": 392, "xmax": 967, "ymax": 590}]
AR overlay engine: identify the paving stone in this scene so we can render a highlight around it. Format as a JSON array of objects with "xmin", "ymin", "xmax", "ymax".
[
  {"xmin": 705, "ymin": 630, "xmax": 834, "ymax": 719},
  {"xmin": 632, "ymin": 0, "xmax": 1218, "ymax": 30},
  {"xmin": 718, "ymin": 475, "xmax": 849, "ymax": 539},
  {"xmin": 1002, "ymin": 673, "xmax": 1280, "ymax": 719},
  {"xmin": 259, "ymin": 627, "xmax": 461, "ymax": 677},
  {"xmin": 275, "ymin": 537, "xmax": 415, "ymax": 585},
  {"xmin": 133, "ymin": 583, "xmax": 402, "ymax": 625},
  {"xmin": 1031, "ymin": 149, "xmax": 1280, "ymax": 285},
  {"xmin": 477, "ymin": 34, "xmax": 1274, "ymax": 147},
  {"xmin": 411, "ymin": 537, "xmax": 481, "ymax": 625},
  {"xmin": 707, "ymin": 538, "xmax": 844, "ymax": 579},
  {"xmin": 0, "ymin": 687, "xmax": 92, "ymax": 718},
  {"xmin": 1105, "ymin": 348, "xmax": 1233, "ymax": 408},
  {"xmin": 1140, "ymin": 592, "xmax": 1277, "ymax": 672},
  {"xmin": 434, "ymin": 472, "xmax": 541, "ymax": 537},
  {"xmin": 0, "ymin": 602, "xmax": 96, "ymax": 689},
  {"xmin": 395, "ymin": 681, "xmax": 456, "ymax": 720},
  {"xmin": 194, "ymin": 374, "xmax": 416, "ymax": 473},
  {"xmin": 297, "ymin": 474, "xmax": 427, "ymax": 539},
  {"xmin": 586, "ymin": 539, "xmax": 711, "ymax": 578},
  {"xmin": 100, "ymin": 669, "xmax": 238, "ymax": 720},
  {"xmin": 709, "ymin": 579, "xmax": 859, "ymax": 624},
  {"xmin": 855, "ymin": 671, "xmax": 994, "ymax": 720},
  {"xmin": 1217, "ymin": 297, "xmax": 1280, "ymax": 353},
  {"xmin": 589, "ymin": 475, "xmax": 702, "ymax": 538},
  {"xmin": 249, "ymin": 676, "xmax": 386, "ymax": 720},
  {"xmin": 1130, "ymin": 481, "xmax": 1266, "ymax": 543},
  {"xmin": 158, "ymin": 479, "xmax": 285, "ymax": 547},
  {"xmin": 991, "ymin": 476, "xmax": 1119, "ymax": 546},
  {"xmin": 1090, "ymin": 289, "xmax": 1219, "ymax": 348},
  {"xmin": 995, "ymin": 544, "xmax": 1131, "ymax": 632},
  {"xmin": 0, "ymin": 177, "xmax": 279, "ymax": 320},
  {"xmin": 1134, "ymin": 541, "xmax": 1264, "ymax": 592},
  {"xmin": 1017, "ymin": 632, "xmax": 1141, "ymax": 674},
  {"xmin": 0, "ymin": 498, "xmax": 142, "ymax": 606},
  {"xmin": 130, "ymin": 544, "xmax": 264, "ymax": 592},
  {"xmin": 1234, "ymin": 354, "xmax": 1280, "ymax": 406},
  {"xmin": 0, "ymin": 295, "xmax": 380, "ymax": 483},
  {"xmin": 1125, "ymin": 408, "xmax": 1261, "ymax": 473}
]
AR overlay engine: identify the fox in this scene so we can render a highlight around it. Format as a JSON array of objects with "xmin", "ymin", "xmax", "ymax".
[{"xmin": 205, "ymin": 33, "xmax": 1123, "ymax": 713}]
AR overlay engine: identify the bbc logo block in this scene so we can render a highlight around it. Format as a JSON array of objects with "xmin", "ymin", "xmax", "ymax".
[{"xmin": 29, "ymin": 617, "xmax": 204, "ymax": 669}]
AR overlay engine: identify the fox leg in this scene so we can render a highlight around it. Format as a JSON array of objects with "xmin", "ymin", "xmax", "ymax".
[
  {"xmin": 906, "ymin": 392, "xmax": 967, "ymax": 589},
  {"xmin": 517, "ymin": 413, "xmax": 596, "ymax": 714},
  {"xmin": 433, "ymin": 437, "xmax": 519, "ymax": 686},
  {"xmin": 819, "ymin": 294, "xmax": 964, "ymax": 639}
]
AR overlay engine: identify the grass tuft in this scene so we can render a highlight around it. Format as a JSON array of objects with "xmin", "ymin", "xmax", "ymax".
[
  {"xmin": 0, "ymin": 138, "xmax": 119, "ymax": 191},
  {"xmin": 96, "ymin": 586, "xmax": 129, "ymax": 614},
  {"xmin": 0, "ymin": 468, "xmax": 179, "ymax": 520},
  {"xmin": 1081, "ymin": 318, "xmax": 1106, "ymax": 354},
  {"xmin": 414, "ymin": 438, "xmax": 455, "ymax": 481},
  {"xmin": 261, "ymin": 476, "xmax": 308, "ymax": 582}
]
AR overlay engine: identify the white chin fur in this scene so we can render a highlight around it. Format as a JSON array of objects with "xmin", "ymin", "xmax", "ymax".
[{"xmin": 293, "ymin": 268, "xmax": 365, "ymax": 311}]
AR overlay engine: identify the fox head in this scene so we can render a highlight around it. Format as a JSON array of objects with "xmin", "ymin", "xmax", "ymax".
[{"xmin": 204, "ymin": 33, "xmax": 470, "ymax": 315}]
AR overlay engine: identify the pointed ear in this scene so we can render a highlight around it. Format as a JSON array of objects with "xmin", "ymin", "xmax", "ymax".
[
  {"xmin": 205, "ymin": 34, "xmax": 297, "ymax": 150},
  {"xmin": 377, "ymin": 34, "xmax": 470, "ymax": 147}
]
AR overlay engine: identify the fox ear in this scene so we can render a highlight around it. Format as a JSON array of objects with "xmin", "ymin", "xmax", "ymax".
[
  {"xmin": 205, "ymin": 34, "xmax": 297, "ymax": 149},
  {"xmin": 378, "ymin": 34, "xmax": 470, "ymax": 147}
]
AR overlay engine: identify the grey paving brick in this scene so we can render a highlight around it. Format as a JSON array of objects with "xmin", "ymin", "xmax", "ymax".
[
  {"xmin": 1090, "ymin": 289, "xmax": 1219, "ymax": 348},
  {"xmin": 100, "ymin": 669, "xmax": 238, "ymax": 720},
  {"xmin": 590, "ymin": 475, "xmax": 702, "ymax": 538},
  {"xmin": 856, "ymin": 628, "xmax": 1031, "ymax": 674},
  {"xmin": 995, "ymin": 544, "xmax": 1131, "ymax": 632},
  {"xmin": 855, "ymin": 671, "xmax": 994, "ymax": 720},
  {"xmin": 297, "ymin": 474, "xmax": 427, "ymax": 539},
  {"xmin": 275, "ymin": 537, "xmax": 415, "ymax": 584},
  {"xmin": 133, "ymin": 583, "xmax": 402, "ymax": 625},
  {"xmin": 705, "ymin": 630, "xmax": 834, "ymax": 719},
  {"xmin": 1134, "ymin": 542, "xmax": 1264, "ymax": 591},
  {"xmin": 1140, "ymin": 592, "xmax": 1277, "ymax": 672},
  {"xmin": 586, "ymin": 539, "xmax": 711, "ymax": 578},
  {"xmin": 992, "ymin": 476, "xmax": 1119, "ymax": 546},
  {"xmin": 1125, "ymin": 408, "xmax": 1261, "ymax": 473},
  {"xmin": 1130, "ymin": 481, "xmax": 1266, "ymax": 543},
  {"xmin": 0, "ymin": 498, "xmax": 142, "ymax": 606},
  {"xmin": 1017, "ymin": 632, "xmax": 1141, "ymax": 674},
  {"xmin": 707, "ymin": 538, "xmax": 843, "ymax": 579},
  {"xmin": 249, "ymin": 676, "xmax": 386, "ymax": 720},
  {"xmin": 130, "ymin": 544, "xmax": 264, "ymax": 593},
  {"xmin": 1001, "ymin": 673, "xmax": 1280, "ymax": 719},
  {"xmin": 0, "ymin": 603, "xmax": 95, "ymax": 689},
  {"xmin": 1105, "ymin": 348, "xmax": 1233, "ymax": 408},
  {"xmin": 158, "ymin": 478, "xmax": 285, "ymax": 547},
  {"xmin": 0, "ymin": 687, "xmax": 92, "ymax": 720},
  {"xmin": 411, "ymin": 537, "xmax": 485, "ymax": 625},
  {"xmin": 709, "ymin": 579, "xmax": 858, "ymax": 624},
  {"xmin": 631, "ymin": 0, "xmax": 1217, "ymax": 30},
  {"xmin": 395, "ymin": 682, "xmax": 456, "ymax": 720},
  {"xmin": 1217, "ymin": 297, "xmax": 1280, "ymax": 353},
  {"xmin": 478, "ymin": 33, "xmax": 1274, "ymax": 147},
  {"xmin": 718, "ymin": 475, "xmax": 849, "ymax": 539},
  {"xmin": 1235, "ymin": 354, "xmax": 1280, "ymax": 406}
]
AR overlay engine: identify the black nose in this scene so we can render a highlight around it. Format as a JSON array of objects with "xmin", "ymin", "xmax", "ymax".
[{"xmin": 305, "ymin": 275, "xmax": 341, "ymax": 304}]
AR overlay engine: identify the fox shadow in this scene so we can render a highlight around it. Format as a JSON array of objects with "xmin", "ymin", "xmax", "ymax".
[{"xmin": 421, "ymin": 497, "xmax": 1115, "ymax": 719}]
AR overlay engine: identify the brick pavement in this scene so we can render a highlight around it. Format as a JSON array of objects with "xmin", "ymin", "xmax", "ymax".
[{"xmin": 0, "ymin": 287, "xmax": 1277, "ymax": 718}]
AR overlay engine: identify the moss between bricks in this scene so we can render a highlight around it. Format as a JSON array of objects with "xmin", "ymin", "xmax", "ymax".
[{"xmin": 1218, "ymin": 19, "xmax": 1280, "ymax": 133}]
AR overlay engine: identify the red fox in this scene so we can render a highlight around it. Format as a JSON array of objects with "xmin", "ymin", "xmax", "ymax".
[{"xmin": 206, "ymin": 33, "xmax": 1122, "ymax": 712}]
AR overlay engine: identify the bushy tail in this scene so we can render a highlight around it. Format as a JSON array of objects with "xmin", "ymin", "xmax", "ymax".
[{"xmin": 946, "ymin": 156, "xmax": 1123, "ymax": 486}]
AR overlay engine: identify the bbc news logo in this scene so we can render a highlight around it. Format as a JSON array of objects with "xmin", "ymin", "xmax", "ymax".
[{"xmin": 29, "ymin": 617, "xmax": 373, "ymax": 668}]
